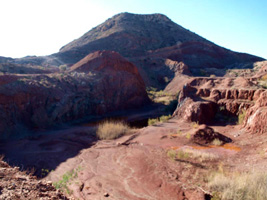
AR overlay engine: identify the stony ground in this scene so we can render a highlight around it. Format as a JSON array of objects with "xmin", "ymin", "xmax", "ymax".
[{"xmin": 0, "ymin": 157, "xmax": 70, "ymax": 200}]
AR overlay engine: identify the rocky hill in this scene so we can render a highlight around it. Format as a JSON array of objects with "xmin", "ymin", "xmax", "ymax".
[
  {"xmin": 59, "ymin": 13, "xmax": 210, "ymax": 57},
  {"xmin": 2, "ymin": 12, "xmax": 263, "ymax": 89},
  {"xmin": 0, "ymin": 51, "xmax": 149, "ymax": 138}
]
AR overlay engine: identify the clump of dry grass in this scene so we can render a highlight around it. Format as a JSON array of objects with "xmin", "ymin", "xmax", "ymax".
[
  {"xmin": 148, "ymin": 114, "xmax": 171, "ymax": 126},
  {"xmin": 191, "ymin": 121, "xmax": 199, "ymax": 129},
  {"xmin": 237, "ymin": 110, "xmax": 246, "ymax": 125},
  {"xmin": 212, "ymin": 139, "xmax": 223, "ymax": 146},
  {"xmin": 167, "ymin": 148, "xmax": 217, "ymax": 162},
  {"xmin": 167, "ymin": 149, "xmax": 177, "ymax": 160},
  {"xmin": 96, "ymin": 121, "xmax": 130, "ymax": 140},
  {"xmin": 182, "ymin": 148, "xmax": 217, "ymax": 161},
  {"xmin": 209, "ymin": 171, "xmax": 267, "ymax": 200}
]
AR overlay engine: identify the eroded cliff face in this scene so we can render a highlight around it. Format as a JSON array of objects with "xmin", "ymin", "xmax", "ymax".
[
  {"xmin": 0, "ymin": 51, "xmax": 150, "ymax": 138},
  {"xmin": 172, "ymin": 77, "xmax": 265, "ymax": 124},
  {"xmin": 243, "ymin": 91, "xmax": 267, "ymax": 134}
]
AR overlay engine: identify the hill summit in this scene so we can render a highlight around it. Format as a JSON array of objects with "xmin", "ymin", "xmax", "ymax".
[{"xmin": 59, "ymin": 12, "xmax": 210, "ymax": 57}]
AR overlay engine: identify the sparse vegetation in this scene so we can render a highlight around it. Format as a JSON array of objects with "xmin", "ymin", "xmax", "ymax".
[
  {"xmin": 41, "ymin": 168, "xmax": 51, "ymax": 177},
  {"xmin": 191, "ymin": 121, "xmax": 199, "ymax": 129},
  {"xmin": 176, "ymin": 129, "xmax": 182, "ymax": 136},
  {"xmin": 176, "ymin": 149, "xmax": 190, "ymax": 159},
  {"xmin": 53, "ymin": 166, "xmax": 82, "ymax": 195},
  {"xmin": 209, "ymin": 171, "xmax": 267, "ymax": 200},
  {"xmin": 146, "ymin": 87, "xmax": 177, "ymax": 105},
  {"xmin": 237, "ymin": 110, "xmax": 246, "ymax": 125},
  {"xmin": 148, "ymin": 114, "xmax": 171, "ymax": 126},
  {"xmin": 96, "ymin": 121, "xmax": 130, "ymax": 140},
  {"xmin": 167, "ymin": 148, "xmax": 217, "ymax": 162},
  {"xmin": 148, "ymin": 118, "xmax": 160, "ymax": 126},
  {"xmin": 261, "ymin": 74, "xmax": 267, "ymax": 81},
  {"xmin": 212, "ymin": 139, "xmax": 223, "ymax": 146},
  {"xmin": 210, "ymin": 74, "xmax": 216, "ymax": 78},
  {"xmin": 59, "ymin": 64, "xmax": 67, "ymax": 72},
  {"xmin": 159, "ymin": 114, "xmax": 171, "ymax": 122},
  {"xmin": 258, "ymin": 74, "xmax": 267, "ymax": 88},
  {"xmin": 186, "ymin": 133, "xmax": 191, "ymax": 139},
  {"xmin": 167, "ymin": 149, "xmax": 177, "ymax": 160}
]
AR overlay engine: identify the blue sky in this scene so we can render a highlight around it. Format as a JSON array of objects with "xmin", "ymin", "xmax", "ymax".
[{"xmin": 0, "ymin": 0, "xmax": 266, "ymax": 59}]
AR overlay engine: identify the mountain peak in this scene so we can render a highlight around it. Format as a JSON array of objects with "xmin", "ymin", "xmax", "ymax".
[
  {"xmin": 59, "ymin": 12, "xmax": 206, "ymax": 57},
  {"xmin": 111, "ymin": 12, "xmax": 171, "ymax": 22}
]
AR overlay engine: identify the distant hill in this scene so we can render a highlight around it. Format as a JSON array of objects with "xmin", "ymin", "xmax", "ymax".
[
  {"xmin": 1, "ymin": 12, "xmax": 265, "ymax": 88},
  {"xmin": 59, "ymin": 13, "xmax": 211, "ymax": 59}
]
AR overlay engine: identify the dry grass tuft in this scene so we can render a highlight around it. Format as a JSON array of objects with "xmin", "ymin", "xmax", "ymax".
[
  {"xmin": 148, "ymin": 118, "xmax": 160, "ymax": 126},
  {"xmin": 237, "ymin": 110, "xmax": 246, "ymax": 125},
  {"xmin": 212, "ymin": 139, "xmax": 223, "ymax": 146},
  {"xmin": 191, "ymin": 121, "xmax": 199, "ymax": 129},
  {"xmin": 261, "ymin": 74, "xmax": 267, "ymax": 81},
  {"xmin": 209, "ymin": 171, "xmax": 267, "ymax": 200},
  {"xmin": 148, "ymin": 115, "xmax": 171, "ymax": 126},
  {"xmin": 182, "ymin": 148, "xmax": 217, "ymax": 161},
  {"xmin": 96, "ymin": 121, "xmax": 130, "ymax": 140},
  {"xmin": 167, "ymin": 148, "xmax": 217, "ymax": 162}
]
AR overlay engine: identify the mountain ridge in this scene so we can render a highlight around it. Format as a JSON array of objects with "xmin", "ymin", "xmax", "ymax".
[{"xmin": 0, "ymin": 12, "xmax": 264, "ymax": 88}]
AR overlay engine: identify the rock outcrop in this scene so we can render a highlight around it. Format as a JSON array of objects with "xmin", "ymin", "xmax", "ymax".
[
  {"xmin": 243, "ymin": 91, "xmax": 267, "ymax": 134},
  {"xmin": 0, "ymin": 51, "xmax": 150, "ymax": 139},
  {"xmin": 173, "ymin": 77, "xmax": 265, "ymax": 124}
]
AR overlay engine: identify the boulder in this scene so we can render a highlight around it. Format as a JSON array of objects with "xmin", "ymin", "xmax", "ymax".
[
  {"xmin": 173, "ymin": 97, "xmax": 217, "ymax": 124},
  {"xmin": 192, "ymin": 125, "xmax": 232, "ymax": 145}
]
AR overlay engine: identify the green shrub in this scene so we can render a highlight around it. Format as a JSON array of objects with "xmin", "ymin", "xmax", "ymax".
[
  {"xmin": 96, "ymin": 121, "xmax": 130, "ymax": 140},
  {"xmin": 53, "ymin": 166, "xmax": 82, "ymax": 194}
]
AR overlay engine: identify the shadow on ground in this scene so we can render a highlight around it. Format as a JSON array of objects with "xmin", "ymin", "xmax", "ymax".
[{"xmin": 0, "ymin": 126, "xmax": 97, "ymax": 177}]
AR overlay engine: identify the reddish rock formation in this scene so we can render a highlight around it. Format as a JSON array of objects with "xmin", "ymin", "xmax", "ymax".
[
  {"xmin": 172, "ymin": 77, "xmax": 264, "ymax": 124},
  {"xmin": 70, "ymin": 50, "xmax": 150, "ymax": 113},
  {"xmin": 243, "ymin": 91, "xmax": 267, "ymax": 134},
  {"xmin": 173, "ymin": 97, "xmax": 217, "ymax": 124},
  {"xmin": 0, "ymin": 51, "xmax": 150, "ymax": 138}
]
